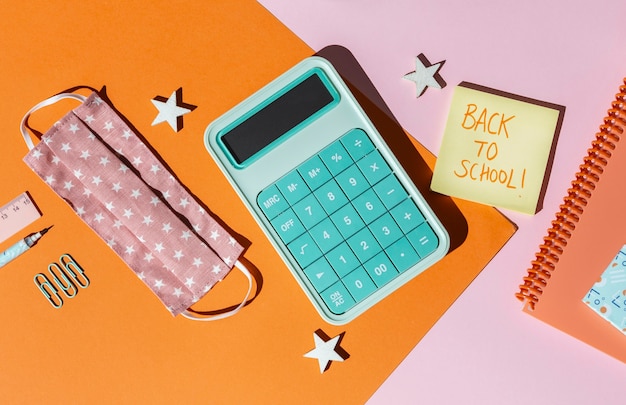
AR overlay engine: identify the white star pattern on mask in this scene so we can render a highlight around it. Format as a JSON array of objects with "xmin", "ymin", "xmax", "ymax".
[
  {"xmin": 184, "ymin": 277, "xmax": 195, "ymax": 288},
  {"xmin": 24, "ymin": 98, "xmax": 245, "ymax": 317}
]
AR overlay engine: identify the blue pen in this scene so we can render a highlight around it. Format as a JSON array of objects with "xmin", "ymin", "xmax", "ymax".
[{"xmin": 0, "ymin": 226, "xmax": 52, "ymax": 268}]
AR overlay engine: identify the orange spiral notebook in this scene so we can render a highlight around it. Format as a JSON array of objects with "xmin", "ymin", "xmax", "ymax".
[{"xmin": 517, "ymin": 78, "xmax": 626, "ymax": 363}]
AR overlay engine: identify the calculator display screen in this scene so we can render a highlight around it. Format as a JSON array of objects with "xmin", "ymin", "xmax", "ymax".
[{"xmin": 220, "ymin": 72, "xmax": 336, "ymax": 164}]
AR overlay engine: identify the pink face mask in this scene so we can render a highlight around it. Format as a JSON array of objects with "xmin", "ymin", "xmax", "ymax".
[{"xmin": 21, "ymin": 91, "xmax": 252, "ymax": 320}]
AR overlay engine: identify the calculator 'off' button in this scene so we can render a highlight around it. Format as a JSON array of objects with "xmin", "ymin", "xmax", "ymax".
[{"xmin": 270, "ymin": 209, "xmax": 305, "ymax": 244}]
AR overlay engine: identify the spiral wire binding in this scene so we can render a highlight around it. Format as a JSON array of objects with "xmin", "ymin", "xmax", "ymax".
[{"xmin": 516, "ymin": 80, "xmax": 626, "ymax": 310}]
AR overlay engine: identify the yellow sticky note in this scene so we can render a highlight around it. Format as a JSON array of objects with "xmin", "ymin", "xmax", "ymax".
[{"xmin": 431, "ymin": 82, "xmax": 564, "ymax": 214}]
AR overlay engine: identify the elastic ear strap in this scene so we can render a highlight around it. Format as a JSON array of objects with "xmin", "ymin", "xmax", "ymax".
[
  {"xmin": 181, "ymin": 260, "xmax": 253, "ymax": 321},
  {"xmin": 20, "ymin": 93, "xmax": 88, "ymax": 150}
]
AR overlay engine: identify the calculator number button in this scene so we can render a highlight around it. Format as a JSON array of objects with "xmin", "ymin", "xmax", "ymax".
[
  {"xmin": 364, "ymin": 252, "xmax": 398, "ymax": 287},
  {"xmin": 369, "ymin": 213, "xmax": 403, "ymax": 248},
  {"xmin": 292, "ymin": 194, "xmax": 325, "ymax": 229},
  {"xmin": 309, "ymin": 218, "xmax": 342, "ymax": 253},
  {"xmin": 352, "ymin": 189, "xmax": 386, "ymax": 224},
  {"xmin": 330, "ymin": 204, "xmax": 365, "ymax": 239},
  {"xmin": 313, "ymin": 180, "xmax": 348, "ymax": 215},
  {"xmin": 347, "ymin": 228, "xmax": 381, "ymax": 263},
  {"xmin": 343, "ymin": 266, "xmax": 376, "ymax": 302},
  {"xmin": 326, "ymin": 242, "xmax": 360, "ymax": 277},
  {"xmin": 336, "ymin": 165, "xmax": 368, "ymax": 200}
]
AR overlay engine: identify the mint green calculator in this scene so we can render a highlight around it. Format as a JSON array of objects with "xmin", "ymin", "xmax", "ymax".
[{"xmin": 205, "ymin": 56, "xmax": 449, "ymax": 324}]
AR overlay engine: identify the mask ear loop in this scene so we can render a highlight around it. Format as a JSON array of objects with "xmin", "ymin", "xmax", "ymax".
[
  {"xmin": 181, "ymin": 260, "xmax": 253, "ymax": 321},
  {"xmin": 20, "ymin": 93, "xmax": 87, "ymax": 150}
]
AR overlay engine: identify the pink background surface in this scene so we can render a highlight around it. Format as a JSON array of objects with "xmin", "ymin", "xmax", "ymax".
[{"xmin": 258, "ymin": 1, "xmax": 626, "ymax": 403}]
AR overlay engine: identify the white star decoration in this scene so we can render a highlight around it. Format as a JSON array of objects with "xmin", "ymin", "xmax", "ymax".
[
  {"xmin": 151, "ymin": 87, "xmax": 196, "ymax": 132},
  {"xmin": 403, "ymin": 53, "xmax": 446, "ymax": 98},
  {"xmin": 304, "ymin": 330, "xmax": 347, "ymax": 373}
]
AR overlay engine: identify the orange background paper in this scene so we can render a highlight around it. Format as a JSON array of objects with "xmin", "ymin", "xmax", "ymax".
[{"xmin": 0, "ymin": 1, "xmax": 515, "ymax": 403}]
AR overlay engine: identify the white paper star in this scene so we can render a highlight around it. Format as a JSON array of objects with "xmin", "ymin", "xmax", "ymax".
[
  {"xmin": 151, "ymin": 87, "xmax": 196, "ymax": 132},
  {"xmin": 403, "ymin": 53, "xmax": 446, "ymax": 98},
  {"xmin": 304, "ymin": 330, "xmax": 346, "ymax": 373}
]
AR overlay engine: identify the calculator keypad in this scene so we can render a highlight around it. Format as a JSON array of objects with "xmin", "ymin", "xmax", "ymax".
[{"xmin": 257, "ymin": 129, "xmax": 440, "ymax": 315}]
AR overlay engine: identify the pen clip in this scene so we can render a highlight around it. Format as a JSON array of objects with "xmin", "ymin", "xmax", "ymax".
[{"xmin": 34, "ymin": 273, "xmax": 63, "ymax": 309}]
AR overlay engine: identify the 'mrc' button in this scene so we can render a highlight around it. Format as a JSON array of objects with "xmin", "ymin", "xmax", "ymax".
[{"xmin": 257, "ymin": 185, "xmax": 288, "ymax": 220}]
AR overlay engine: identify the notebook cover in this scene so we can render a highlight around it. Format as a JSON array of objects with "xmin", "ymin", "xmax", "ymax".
[
  {"xmin": 0, "ymin": 1, "xmax": 516, "ymax": 402},
  {"xmin": 518, "ymin": 81, "xmax": 626, "ymax": 363}
]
